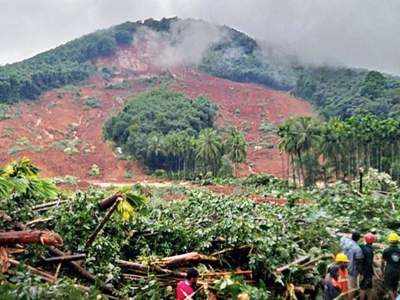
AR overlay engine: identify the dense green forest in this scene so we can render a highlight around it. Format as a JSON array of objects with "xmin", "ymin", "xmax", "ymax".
[
  {"xmin": 294, "ymin": 67, "xmax": 400, "ymax": 119},
  {"xmin": 0, "ymin": 21, "xmax": 137, "ymax": 103},
  {"xmin": 103, "ymin": 89, "xmax": 247, "ymax": 178},
  {"xmin": 278, "ymin": 114, "xmax": 400, "ymax": 186}
]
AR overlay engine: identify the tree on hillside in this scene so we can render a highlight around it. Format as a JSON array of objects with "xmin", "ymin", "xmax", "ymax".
[
  {"xmin": 196, "ymin": 128, "xmax": 223, "ymax": 176},
  {"xmin": 115, "ymin": 30, "xmax": 133, "ymax": 45},
  {"xmin": 360, "ymin": 71, "xmax": 386, "ymax": 99},
  {"xmin": 278, "ymin": 117, "xmax": 321, "ymax": 186},
  {"xmin": 226, "ymin": 128, "xmax": 247, "ymax": 176}
]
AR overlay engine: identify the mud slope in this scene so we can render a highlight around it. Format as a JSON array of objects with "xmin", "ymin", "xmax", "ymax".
[{"xmin": 0, "ymin": 39, "xmax": 313, "ymax": 182}]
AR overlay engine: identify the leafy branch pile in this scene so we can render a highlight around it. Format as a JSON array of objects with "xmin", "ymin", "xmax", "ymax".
[{"xmin": 2, "ymin": 160, "xmax": 400, "ymax": 299}]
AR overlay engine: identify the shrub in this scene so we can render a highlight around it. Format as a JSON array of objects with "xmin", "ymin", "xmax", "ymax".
[
  {"xmin": 84, "ymin": 97, "xmax": 102, "ymax": 109},
  {"xmin": 88, "ymin": 164, "xmax": 101, "ymax": 177}
]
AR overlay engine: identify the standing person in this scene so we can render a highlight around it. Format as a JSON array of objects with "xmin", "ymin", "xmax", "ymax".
[
  {"xmin": 324, "ymin": 265, "xmax": 342, "ymax": 300},
  {"xmin": 340, "ymin": 231, "xmax": 364, "ymax": 291},
  {"xmin": 382, "ymin": 232, "xmax": 400, "ymax": 300},
  {"xmin": 333, "ymin": 252, "xmax": 350, "ymax": 295},
  {"xmin": 359, "ymin": 233, "xmax": 376, "ymax": 300},
  {"xmin": 176, "ymin": 268, "xmax": 199, "ymax": 300}
]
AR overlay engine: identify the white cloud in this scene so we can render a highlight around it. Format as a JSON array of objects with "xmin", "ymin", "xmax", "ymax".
[{"xmin": 0, "ymin": 0, "xmax": 399, "ymax": 74}]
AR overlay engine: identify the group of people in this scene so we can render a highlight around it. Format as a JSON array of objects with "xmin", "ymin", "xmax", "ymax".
[
  {"xmin": 324, "ymin": 231, "xmax": 400, "ymax": 300},
  {"xmin": 175, "ymin": 230, "xmax": 400, "ymax": 300}
]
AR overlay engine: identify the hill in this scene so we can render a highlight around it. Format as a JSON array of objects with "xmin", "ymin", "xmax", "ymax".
[
  {"xmin": 2, "ymin": 17, "xmax": 399, "ymax": 120},
  {"xmin": 0, "ymin": 18, "xmax": 314, "ymax": 183},
  {"xmin": 3, "ymin": 17, "xmax": 399, "ymax": 184}
]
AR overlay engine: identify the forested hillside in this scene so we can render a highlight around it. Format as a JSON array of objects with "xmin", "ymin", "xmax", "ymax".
[
  {"xmin": 104, "ymin": 89, "xmax": 247, "ymax": 178},
  {"xmin": 2, "ymin": 16, "xmax": 399, "ymax": 120},
  {"xmin": 295, "ymin": 67, "xmax": 400, "ymax": 119},
  {"xmin": 0, "ymin": 22, "xmax": 137, "ymax": 103}
]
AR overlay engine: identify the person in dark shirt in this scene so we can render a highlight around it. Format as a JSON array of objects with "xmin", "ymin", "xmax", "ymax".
[
  {"xmin": 383, "ymin": 232, "xmax": 400, "ymax": 300},
  {"xmin": 324, "ymin": 265, "xmax": 341, "ymax": 300},
  {"xmin": 360, "ymin": 232, "xmax": 376, "ymax": 300}
]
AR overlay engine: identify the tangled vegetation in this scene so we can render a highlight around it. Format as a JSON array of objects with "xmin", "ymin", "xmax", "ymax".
[
  {"xmin": 104, "ymin": 89, "xmax": 247, "ymax": 178},
  {"xmin": 2, "ymin": 159, "xmax": 400, "ymax": 299}
]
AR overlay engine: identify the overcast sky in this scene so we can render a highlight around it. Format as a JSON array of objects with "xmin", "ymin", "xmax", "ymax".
[{"xmin": 1, "ymin": 0, "xmax": 399, "ymax": 74}]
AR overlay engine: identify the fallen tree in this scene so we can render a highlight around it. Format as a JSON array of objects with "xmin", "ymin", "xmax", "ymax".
[
  {"xmin": 0, "ymin": 230, "xmax": 63, "ymax": 247},
  {"xmin": 158, "ymin": 252, "xmax": 219, "ymax": 267}
]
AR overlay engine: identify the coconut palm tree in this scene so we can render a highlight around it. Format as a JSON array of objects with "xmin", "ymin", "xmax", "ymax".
[
  {"xmin": 225, "ymin": 128, "xmax": 247, "ymax": 177},
  {"xmin": 196, "ymin": 128, "xmax": 223, "ymax": 176}
]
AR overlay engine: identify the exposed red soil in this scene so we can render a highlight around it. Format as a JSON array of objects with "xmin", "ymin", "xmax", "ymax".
[{"xmin": 0, "ymin": 36, "xmax": 314, "ymax": 184}]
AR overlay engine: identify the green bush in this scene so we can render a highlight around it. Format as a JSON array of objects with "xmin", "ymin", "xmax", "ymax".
[
  {"xmin": 84, "ymin": 97, "xmax": 102, "ymax": 109},
  {"xmin": 88, "ymin": 164, "xmax": 101, "ymax": 177}
]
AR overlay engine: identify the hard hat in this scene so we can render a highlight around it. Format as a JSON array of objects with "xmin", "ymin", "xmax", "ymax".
[
  {"xmin": 335, "ymin": 252, "xmax": 350, "ymax": 263},
  {"xmin": 388, "ymin": 232, "xmax": 400, "ymax": 243},
  {"xmin": 364, "ymin": 233, "xmax": 376, "ymax": 244}
]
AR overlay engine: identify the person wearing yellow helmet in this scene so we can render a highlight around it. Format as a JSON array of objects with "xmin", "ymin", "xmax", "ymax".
[
  {"xmin": 333, "ymin": 252, "xmax": 350, "ymax": 295},
  {"xmin": 383, "ymin": 232, "xmax": 400, "ymax": 300}
]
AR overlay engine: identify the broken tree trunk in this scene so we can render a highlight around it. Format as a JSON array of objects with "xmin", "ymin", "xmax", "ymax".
[
  {"xmin": 0, "ymin": 230, "xmax": 63, "ymax": 247},
  {"xmin": 158, "ymin": 252, "xmax": 218, "ymax": 267},
  {"xmin": 276, "ymin": 256, "xmax": 311, "ymax": 273},
  {"xmin": 85, "ymin": 197, "xmax": 122, "ymax": 249},
  {"xmin": 116, "ymin": 259, "xmax": 186, "ymax": 277},
  {"xmin": 44, "ymin": 254, "xmax": 86, "ymax": 263},
  {"xmin": 99, "ymin": 193, "xmax": 123, "ymax": 210}
]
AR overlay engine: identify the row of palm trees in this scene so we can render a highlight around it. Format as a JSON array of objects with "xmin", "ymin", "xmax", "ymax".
[
  {"xmin": 278, "ymin": 115, "xmax": 400, "ymax": 186},
  {"xmin": 144, "ymin": 128, "xmax": 247, "ymax": 178}
]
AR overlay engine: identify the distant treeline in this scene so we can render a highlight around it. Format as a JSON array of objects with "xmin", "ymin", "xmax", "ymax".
[{"xmin": 278, "ymin": 114, "xmax": 400, "ymax": 186}]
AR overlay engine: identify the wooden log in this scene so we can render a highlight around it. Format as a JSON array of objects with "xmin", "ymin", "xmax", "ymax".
[
  {"xmin": 32, "ymin": 200, "xmax": 67, "ymax": 211},
  {"xmin": 211, "ymin": 245, "xmax": 250, "ymax": 256},
  {"xmin": 48, "ymin": 247, "xmax": 116, "ymax": 295},
  {"xmin": 301, "ymin": 254, "xmax": 332, "ymax": 268},
  {"xmin": 99, "ymin": 193, "xmax": 122, "ymax": 210},
  {"xmin": 0, "ymin": 230, "xmax": 63, "ymax": 247},
  {"xmin": 158, "ymin": 252, "xmax": 218, "ymax": 267},
  {"xmin": 53, "ymin": 262, "xmax": 62, "ymax": 282},
  {"xmin": 116, "ymin": 259, "xmax": 186, "ymax": 277},
  {"xmin": 26, "ymin": 217, "xmax": 54, "ymax": 227},
  {"xmin": 202, "ymin": 270, "xmax": 252, "ymax": 278},
  {"xmin": 276, "ymin": 256, "xmax": 311, "ymax": 273},
  {"xmin": 85, "ymin": 197, "xmax": 122, "ymax": 249},
  {"xmin": 44, "ymin": 254, "xmax": 86, "ymax": 263},
  {"xmin": 48, "ymin": 247, "xmax": 95, "ymax": 282}
]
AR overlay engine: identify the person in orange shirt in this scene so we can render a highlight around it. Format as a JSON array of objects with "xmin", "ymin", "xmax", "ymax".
[{"xmin": 333, "ymin": 253, "xmax": 350, "ymax": 297}]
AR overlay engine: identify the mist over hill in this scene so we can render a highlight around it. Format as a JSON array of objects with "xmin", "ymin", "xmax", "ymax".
[{"xmin": 0, "ymin": 17, "xmax": 399, "ymax": 119}]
